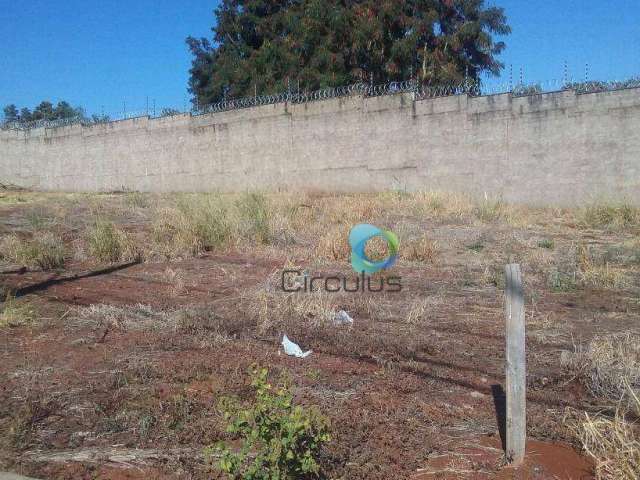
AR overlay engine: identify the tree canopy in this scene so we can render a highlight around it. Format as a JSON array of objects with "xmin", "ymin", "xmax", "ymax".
[
  {"xmin": 187, "ymin": 0, "xmax": 510, "ymax": 106},
  {"xmin": 3, "ymin": 100, "xmax": 86, "ymax": 123}
]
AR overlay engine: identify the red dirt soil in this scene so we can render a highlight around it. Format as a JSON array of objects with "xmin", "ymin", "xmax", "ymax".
[{"xmin": 0, "ymin": 252, "xmax": 603, "ymax": 479}]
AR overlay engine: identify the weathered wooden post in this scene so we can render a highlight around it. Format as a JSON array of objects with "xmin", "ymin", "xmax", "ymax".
[{"xmin": 504, "ymin": 263, "xmax": 526, "ymax": 464}]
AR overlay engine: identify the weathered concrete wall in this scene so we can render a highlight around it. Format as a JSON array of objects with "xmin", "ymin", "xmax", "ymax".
[{"xmin": 1, "ymin": 88, "xmax": 639, "ymax": 205}]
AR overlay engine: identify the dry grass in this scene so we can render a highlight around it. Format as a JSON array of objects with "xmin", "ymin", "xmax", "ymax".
[
  {"xmin": 319, "ymin": 194, "xmax": 384, "ymax": 225},
  {"xmin": 164, "ymin": 267, "xmax": 186, "ymax": 296},
  {"xmin": 400, "ymin": 235, "xmax": 439, "ymax": 262},
  {"xmin": 152, "ymin": 195, "xmax": 230, "ymax": 258},
  {"xmin": 87, "ymin": 220, "xmax": 141, "ymax": 263},
  {"xmin": 564, "ymin": 334, "xmax": 640, "ymax": 478},
  {"xmin": 316, "ymin": 225, "xmax": 350, "ymax": 261},
  {"xmin": 151, "ymin": 192, "xmax": 278, "ymax": 258},
  {"xmin": 580, "ymin": 203, "xmax": 640, "ymax": 230},
  {"xmin": 562, "ymin": 334, "xmax": 640, "ymax": 402},
  {"xmin": 234, "ymin": 192, "xmax": 271, "ymax": 245},
  {"xmin": 73, "ymin": 304, "xmax": 249, "ymax": 341},
  {"xmin": 578, "ymin": 245, "xmax": 629, "ymax": 289},
  {"xmin": 567, "ymin": 383, "xmax": 640, "ymax": 480},
  {"xmin": 410, "ymin": 191, "xmax": 474, "ymax": 221},
  {"xmin": 0, "ymin": 295, "xmax": 35, "ymax": 328},
  {"xmin": 546, "ymin": 243, "xmax": 632, "ymax": 292},
  {"xmin": 474, "ymin": 198, "xmax": 507, "ymax": 222},
  {"xmin": 405, "ymin": 298, "xmax": 428, "ymax": 325},
  {"xmin": 249, "ymin": 289, "xmax": 336, "ymax": 335},
  {"xmin": 0, "ymin": 232, "xmax": 66, "ymax": 270}
]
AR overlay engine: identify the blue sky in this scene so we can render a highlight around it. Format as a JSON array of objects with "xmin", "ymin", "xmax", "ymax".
[{"xmin": 1, "ymin": 0, "xmax": 638, "ymax": 118}]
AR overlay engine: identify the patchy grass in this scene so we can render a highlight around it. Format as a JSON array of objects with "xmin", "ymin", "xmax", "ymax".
[
  {"xmin": 25, "ymin": 208, "xmax": 55, "ymax": 230},
  {"xmin": 581, "ymin": 203, "xmax": 640, "ymax": 230},
  {"xmin": 152, "ymin": 194, "xmax": 230, "ymax": 258},
  {"xmin": 2, "ymin": 190, "xmax": 640, "ymax": 478},
  {"xmin": 405, "ymin": 298, "xmax": 428, "ymax": 325},
  {"xmin": 578, "ymin": 245, "xmax": 629, "ymax": 289},
  {"xmin": 474, "ymin": 198, "xmax": 506, "ymax": 222},
  {"xmin": 0, "ymin": 295, "xmax": 35, "ymax": 328},
  {"xmin": 316, "ymin": 225, "xmax": 350, "ymax": 261},
  {"xmin": 125, "ymin": 191, "xmax": 149, "ymax": 209},
  {"xmin": 562, "ymin": 334, "xmax": 640, "ymax": 402},
  {"xmin": 538, "ymin": 238, "xmax": 555, "ymax": 249},
  {"xmin": 6, "ymin": 399, "xmax": 57, "ymax": 448},
  {"xmin": 0, "ymin": 232, "xmax": 66, "ymax": 270},
  {"xmin": 544, "ymin": 244, "xmax": 630, "ymax": 292},
  {"xmin": 249, "ymin": 289, "xmax": 335, "ymax": 336},
  {"xmin": 564, "ymin": 335, "xmax": 640, "ymax": 478},
  {"xmin": 411, "ymin": 191, "xmax": 474, "ymax": 221},
  {"xmin": 400, "ymin": 235, "xmax": 438, "ymax": 262},
  {"xmin": 87, "ymin": 220, "xmax": 141, "ymax": 263},
  {"xmin": 548, "ymin": 269, "xmax": 578, "ymax": 292},
  {"xmin": 567, "ymin": 384, "xmax": 640, "ymax": 480},
  {"xmin": 234, "ymin": 192, "xmax": 271, "ymax": 245},
  {"xmin": 466, "ymin": 239, "xmax": 485, "ymax": 253}
]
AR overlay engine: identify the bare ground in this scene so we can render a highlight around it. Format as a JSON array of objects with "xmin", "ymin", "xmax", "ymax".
[{"xmin": 1, "ymin": 191, "xmax": 638, "ymax": 479}]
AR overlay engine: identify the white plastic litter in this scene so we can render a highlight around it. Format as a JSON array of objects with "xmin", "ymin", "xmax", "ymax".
[
  {"xmin": 333, "ymin": 310, "xmax": 354, "ymax": 325},
  {"xmin": 281, "ymin": 335, "xmax": 312, "ymax": 358}
]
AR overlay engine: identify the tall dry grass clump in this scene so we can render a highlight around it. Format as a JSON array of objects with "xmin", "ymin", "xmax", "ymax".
[
  {"xmin": 0, "ymin": 232, "xmax": 66, "ymax": 270},
  {"xmin": 411, "ymin": 191, "xmax": 474, "ymax": 221},
  {"xmin": 233, "ymin": 192, "xmax": 271, "ymax": 245},
  {"xmin": 547, "ymin": 244, "xmax": 630, "ymax": 292},
  {"xmin": 264, "ymin": 193, "xmax": 316, "ymax": 246},
  {"xmin": 580, "ymin": 202, "xmax": 640, "ymax": 230},
  {"xmin": 316, "ymin": 225, "xmax": 350, "ymax": 261},
  {"xmin": 0, "ymin": 295, "xmax": 35, "ymax": 328},
  {"xmin": 152, "ymin": 194, "xmax": 230, "ymax": 258},
  {"xmin": 87, "ymin": 220, "xmax": 141, "ymax": 263},
  {"xmin": 400, "ymin": 235, "xmax": 438, "ymax": 262},
  {"xmin": 318, "ymin": 194, "xmax": 384, "ymax": 226},
  {"xmin": 249, "ymin": 289, "xmax": 335, "ymax": 336},
  {"xmin": 151, "ymin": 192, "xmax": 281, "ymax": 257},
  {"xmin": 577, "ymin": 245, "xmax": 628, "ymax": 290},
  {"xmin": 564, "ymin": 335, "xmax": 640, "ymax": 479},
  {"xmin": 562, "ymin": 333, "xmax": 640, "ymax": 403},
  {"xmin": 567, "ymin": 383, "xmax": 640, "ymax": 480},
  {"xmin": 474, "ymin": 198, "xmax": 507, "ymax": 222}
]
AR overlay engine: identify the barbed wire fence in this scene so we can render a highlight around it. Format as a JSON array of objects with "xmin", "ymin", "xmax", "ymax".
[{"xmin": 2, "ymin": 75, "xmax": 639, "ymax": 131}]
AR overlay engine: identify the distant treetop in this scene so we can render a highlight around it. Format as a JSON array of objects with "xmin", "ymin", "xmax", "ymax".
[
  {"xmin": 3, "ymin": 100, "xmax": 86, "ymax": 123},
  {"xmin": 187, "ymin": 0, "xmax": 510, "ymax": 106}
]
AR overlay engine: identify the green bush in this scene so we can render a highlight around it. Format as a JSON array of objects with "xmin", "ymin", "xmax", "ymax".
[{"xmin": 211, "ymin": 366, "xmax": 330, "ymax": 480}]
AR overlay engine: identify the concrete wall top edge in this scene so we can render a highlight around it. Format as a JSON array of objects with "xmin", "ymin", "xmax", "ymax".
[{"xmin": 2, "ymin": 86, "xmax": 639, "ymax": 140}]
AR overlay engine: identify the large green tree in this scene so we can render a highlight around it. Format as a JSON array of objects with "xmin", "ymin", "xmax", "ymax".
[{"xmin": 187, "ymin": 0, "xmax": 510, "ymax": 105}]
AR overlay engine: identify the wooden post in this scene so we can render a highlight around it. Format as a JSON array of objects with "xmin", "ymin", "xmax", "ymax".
[{"xmin": 505, "ymin": 264, "xmax": 526, "ymax": 464}]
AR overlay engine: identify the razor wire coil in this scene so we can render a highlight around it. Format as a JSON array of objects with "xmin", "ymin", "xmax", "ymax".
[{"xmin": 2, "ymin": 76, "xmax": 639, "ymax": 131}]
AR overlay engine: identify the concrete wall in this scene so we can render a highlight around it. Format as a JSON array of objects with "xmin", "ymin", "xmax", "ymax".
[{"xmin": 1, "ymin": 87, "xmax": 639, "ymax": 205}]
